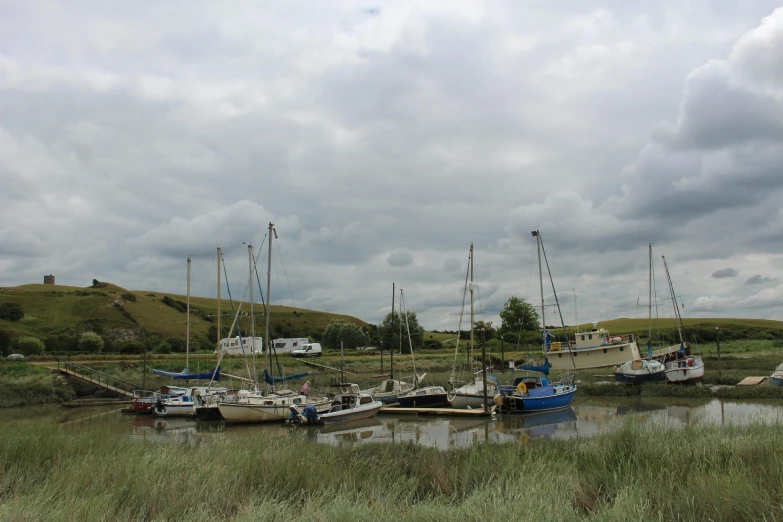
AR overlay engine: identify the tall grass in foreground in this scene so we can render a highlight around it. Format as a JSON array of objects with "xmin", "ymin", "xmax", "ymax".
[{"xmin": 1, "ymin": 422, "xmax": 783, "ymax": 521}]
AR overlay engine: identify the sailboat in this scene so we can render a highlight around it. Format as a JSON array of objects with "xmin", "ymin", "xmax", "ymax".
[
  {"xmin": 493, "ymin": 230, "xmax": 576, "ymax": 413},
  {"xmin": 447, "ymin": 243, "xmax": 499, "ymax": 410},
  {"xmin": 614, "ymin": 244, "xmax": 666, "ymax": 384},
  {"xmin": 362, "ymin": 286, "xmax": 425, "ymax": 404},
  {"xmin": 218, "ymin": 223, "xmax": 330, "ymax": 423},
  {"xmin": 657, "ymin": 255, "xmax": 705, "ymax": 383}
]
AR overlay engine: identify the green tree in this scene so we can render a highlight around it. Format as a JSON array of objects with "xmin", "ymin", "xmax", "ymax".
[
  {"xmin": 474, "ymin": 320, "xmax": 495, "ymax": 341},
  {"xmin": 78, "ymin": 332, "xmax": 104, "ymax": 353},
  {"xmin": 499, "ymin": 297, "xmax": 540, "ymax": 334},
  {"xmin": 379, "ymin": 311, "xmax": 426, "ymax": 351},
  {"xmin": 154, "ymin": 340, "xmax": 172, "ymax": 354},
  {"xmin": 322, "ymin": 321, "xmax": 370, "ymax": 350},
  {"xmin": 117, "ymin": 340, "xmax": 144, "ymax": 354},
  {"xmin": 15, "ymin": 336, "xmax": 44, "ymax": 356},
  {"xmin": 0, "ymin": 302, "xmax": 24, "ymax": 321}
]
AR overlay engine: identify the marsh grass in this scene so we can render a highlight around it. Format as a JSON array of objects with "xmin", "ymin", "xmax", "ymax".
[{"xmin": 1, "ymin": 420, "xmax": 783, "ymax": 520}]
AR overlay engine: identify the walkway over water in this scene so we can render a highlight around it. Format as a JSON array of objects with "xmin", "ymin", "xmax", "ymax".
[{"xmin": 51, "ymin": 361, "xmax": 140, "ymax": 398}]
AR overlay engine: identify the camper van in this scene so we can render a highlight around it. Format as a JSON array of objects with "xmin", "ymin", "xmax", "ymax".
[
  {"xmin": 271, "ymin": 338, "xmax": 309, "ymax": 354},
  {"xmin": 216, "ymin": 336, "xmax": 263, "ymax": 355}
]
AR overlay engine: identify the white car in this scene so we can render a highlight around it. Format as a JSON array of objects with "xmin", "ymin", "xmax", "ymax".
[
  {"xmin": 7, "ymin": 353, "xmax": 25, "ymax": 360},
  {"xmin": 291, "ymin": 343, "xmax": 322, "ymax": 357}
]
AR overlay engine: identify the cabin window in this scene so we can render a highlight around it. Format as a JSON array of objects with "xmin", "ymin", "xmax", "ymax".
[
  {"xmin": 558, "ymin": 354, "xmax": 562, "ymax": 358},
  {"xmin": 581, "ymin": 335, "xmax": 585, "ymax": 341},
  {"xmin": 603, "ymin": 349, "xmax": 607, "ymax": 354},
  {"xmin": 263, "ymin": 401, "xmax": 274, "ymax": 406},
  {"xmin": 293, "ymin": 398, "xmax": 302, "ymax": 405},
  {"xmin": 359, "ymin": 396, "xmax": 372, "ymax": 405},
  {"xmin": 588, "ymin": 334, "xmax": 593, "ymax": 340},
  {"xmin": 620, "ymin": 346, "xmax": 624, "ymax": 352}
]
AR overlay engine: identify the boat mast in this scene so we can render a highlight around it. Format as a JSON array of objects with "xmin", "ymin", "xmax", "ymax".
[
  {"xmin": 265, "ymin": 222, "xmax": 275, "ymax": 392},
  {"xmin": 574, "ymin": 289, "xmax": 578, "ymax": 334},
  {"xmin": 469, "ymin": 242, "xmax": 475, "ymax": 378},
  {"xmin": 186, "ymin": 256, "xmax": 191, "ymax": 371},
  {"xmin": 647, "ymin": 243, "xmax": 653, "ymax": 358},
  {"xmin": 217, "ymin": 248, "xmax": 221, "ymax": 354},
  {"xmin": 248, "ymin": 244, "xmax": 255, "ymax": 387},
  {"xmin": 390, "ymin": 282, "xmax": 395, "ymax": 381},
  {"xmin": 661, "ymin": 255, "xmax": 685, "ymax": 348},
  {"xmin": 532, "ymin": 230, "xmax": 545, "ymax": 348},
  {"xmin": 401, "ymin": 288, "xmax": 417, "ymax": 380}
]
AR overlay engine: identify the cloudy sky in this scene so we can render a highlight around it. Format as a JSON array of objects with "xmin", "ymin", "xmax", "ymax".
[{"xmin": 2, "ymin": 1, "xmax": 782, "ymax": 330}]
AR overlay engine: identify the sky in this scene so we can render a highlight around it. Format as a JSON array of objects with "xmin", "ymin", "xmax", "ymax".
[{"xmin": 1, "ymin": 1, "xmax": 782, "ymax": 331}]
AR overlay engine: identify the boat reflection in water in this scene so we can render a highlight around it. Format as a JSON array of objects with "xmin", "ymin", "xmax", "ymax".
[{"xmin": 310, "ymin": 407, "xmax": 579, "ymax": 449}]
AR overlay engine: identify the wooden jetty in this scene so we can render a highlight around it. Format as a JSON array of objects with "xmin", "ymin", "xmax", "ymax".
[
  {"xmin": 300, "ymin": 359, "xmax": 358, "ymax": 375},
  {"xmin": 379, "ymin": 405, "xmax": 496, "ymax": 417},
  {"xmin": 737, "ymin": 376, "xmax": 768, "ymax": 386},
  {"xmin": 62, "ymin": 398, "xmax": 133, "ymax": 408},
  {"xmin": 51, "ymin": 361, "xmax": 140, "ymax": 398}
]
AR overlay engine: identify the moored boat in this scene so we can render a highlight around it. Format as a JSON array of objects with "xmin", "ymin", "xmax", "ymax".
[
  {"xmin": 495, "ymin": 375, "xmax": 577, "ymax": 413},
  {"xmin": 771, "ymin": 364, "xmax": 783, "ymax": 386},
  {"xmin": 614, "ymin": 359, "xmax": 667, "ymax": 384},
  {"xmin": 290, "ymin": 384, "xmax": 382, "ymax": 425},
  {"xmin": 396, "ymin": 385, "xmax": 450, "ymax": 408}
]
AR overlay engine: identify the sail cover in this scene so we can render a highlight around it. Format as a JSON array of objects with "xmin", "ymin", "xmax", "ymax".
[
  {"xmin": 263, "ymin": 369, "xmax": 309, "ymax": 384},
  {"xmin": 517, "ymin": 358, "xmax": 551, "ymax": 376},
  {"xmin": 152, "ymin": 366, "xmax": 221, "ymax": 381}
]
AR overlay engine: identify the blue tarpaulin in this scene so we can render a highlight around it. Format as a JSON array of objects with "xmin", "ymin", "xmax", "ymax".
[
  {"xmin": 152, "ymin": 366, "xmax": 221, "ymax": 381},
  {"xmin": 263, "ymin": 369, "xmax": 309, "ymax": 384}
]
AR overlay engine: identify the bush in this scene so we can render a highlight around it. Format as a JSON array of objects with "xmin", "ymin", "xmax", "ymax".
[
  {"xmin": 15, "ymin": 336, "xmax": 44, "ymax": 356},
  {"xmin": 154, "ymin": 340, "xmax": 172, "ymax": 354},
  {"xmin": 0, "ymin": 302, "xmax": 24, "ymax": 321},
  {"xmin": 45, "ymin": 333, "xmax": 77, "ymax": 352},
  {"xmin": 0, "ymin": 330, "xmax": 12, "ymax": 356},
  {"xmin": 117, "ymin": 340, "xmax": 145, "ymax": 354},
  {"xmin": 77, "ymin": 332, "xmax": 104, "ymax": 353},
  {"xmin": 121, "ymin": 293, "xmax": 137, "ymax": 303},
  {"xmin": 162, "ymin": 296, "xmax": 187, "ymax": 313}
]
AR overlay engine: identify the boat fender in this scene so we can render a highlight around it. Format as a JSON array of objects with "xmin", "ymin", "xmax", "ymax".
[
  {"xmin": 516, "ymin": 382, "xmax": 527, "ymax": 395},
  {"xmin": 493, "ymin": 394, "xmax": 504, "ymax": 407},
  {"xmin": 687, "ymin": 358, "xmax": 693, "ymax": 367}
]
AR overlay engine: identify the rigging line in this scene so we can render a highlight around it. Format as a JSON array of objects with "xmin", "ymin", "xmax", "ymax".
[
  {"xmin": 400, "ymin": 289, "xmax": 417, "ymax": 378},
  {"xmin": 450, "ymin": 250, "xmax": 472, "ymax": 384},
  {"xmin": 252, "ymin": 254, "xmax": 286, "ymax": 384},
  {"xmin": 274, "ymin": 234, "xmax": 297, "ymax": 310},
  {"xmin": 222, "ymin": 252, "xmax": 255, "ymax": 388},
  {"xmin": 539, "ymin": 233, "xmax": 577, "ymax": 371}
]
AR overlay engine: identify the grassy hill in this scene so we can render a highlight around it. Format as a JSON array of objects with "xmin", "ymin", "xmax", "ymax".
[{"xmin": 0, "ymin": 283, "xmax": 369, "ymax": 346}]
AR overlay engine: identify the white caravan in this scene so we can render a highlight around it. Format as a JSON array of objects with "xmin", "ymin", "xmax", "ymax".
[
  {"xmin": 216, "ymin": 336, "xmax": 263, "ymax": 355},
  {"xmin": 272, "ymin": 338, "xmax": 310, "ymax": 353}
]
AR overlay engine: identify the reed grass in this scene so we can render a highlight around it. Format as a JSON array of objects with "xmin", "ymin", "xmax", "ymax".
[{"xmin": 1, "ymin": 419, "xmax": 782, "ymax": 521}]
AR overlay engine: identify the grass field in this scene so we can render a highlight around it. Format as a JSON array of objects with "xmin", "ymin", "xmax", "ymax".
[
  {"xmin": 1, "ymin": 418, "xmax": 783, "ymax": 520},
  {"xmin": 0, "ymin": 283, "xmax": 368, "ymax": 341}
]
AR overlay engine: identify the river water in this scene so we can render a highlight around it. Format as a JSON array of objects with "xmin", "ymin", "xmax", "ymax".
[{"xmin": 3, "ymin": 398, "xmax": 782, "ymax": 450}]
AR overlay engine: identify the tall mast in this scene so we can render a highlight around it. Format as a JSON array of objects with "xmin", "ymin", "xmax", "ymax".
[
  {"xmin": 217, "ymin": 248, "xmax": 221, "ymax": 352},
  {"xmin": 662, "ymin": 256, "xmax": 685, "ymax": 348},
  {"xmin": 390, "ymin": 282, "xmax": 395, "ymax": 380},
  {"xmin": 186, "ymin": 256, "xmax": 191, "ymax": 370},
  {"xmin": 265, "ymin": 222, "xmax": 274, "ymax": 391},
  {"xmin": 248, "ymin": 244, "xmax": 255, "ymax": 383},
  {"xmin": 532, "ymin": 230, "xmax": 545, "ymax": 343},
  {"xmin": 469, "ymin": 242, "xmax": 474, "ymax": 377},
  {"xmin": 647, "ymin": 243, "xmax": 653, "ymax": 358},
  {"xmin": 574, "ymin": 289, "xmax": 578, "ymax": 334}
]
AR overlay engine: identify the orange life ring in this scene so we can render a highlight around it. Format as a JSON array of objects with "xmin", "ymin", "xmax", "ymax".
[{"xmin": 516, "ymin": 382, "xmax": 527, "ymax": 395}]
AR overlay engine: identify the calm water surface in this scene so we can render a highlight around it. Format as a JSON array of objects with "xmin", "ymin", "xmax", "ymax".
[{"xmin": 3, "ymin": 398, "xmax": 782, "ymax": 450}]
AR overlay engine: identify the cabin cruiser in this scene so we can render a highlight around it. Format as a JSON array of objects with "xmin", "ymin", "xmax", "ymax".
[
  {"xmin": 547, "ymin": 324, "xmax": 641, "ymax": 370},
  {"xmin": 289, "ymin": 384, "xmax": 382, "ymax": 425}
]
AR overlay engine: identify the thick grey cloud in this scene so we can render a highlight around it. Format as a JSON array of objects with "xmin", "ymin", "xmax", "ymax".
[
  {"xmin": 745, "ymin": 275, "xmax": 775, "ymax": 285},
  {"xmin": 712, "ymin": 268, "xmax": 738, "ymax": 279},
  {"xmin": 2, "ymin": 2, "xmax": 783, "ymax": 330}
]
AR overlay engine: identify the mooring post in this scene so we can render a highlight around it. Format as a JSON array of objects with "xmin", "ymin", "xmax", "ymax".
[{"xmin": 716, "ymin": 327, "xmax": 721, "ymax": 378}]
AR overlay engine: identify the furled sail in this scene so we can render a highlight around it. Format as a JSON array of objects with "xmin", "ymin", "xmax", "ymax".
[{"xmin": 152, "ymin": 366, "xmax": 221, "ymax": 381}]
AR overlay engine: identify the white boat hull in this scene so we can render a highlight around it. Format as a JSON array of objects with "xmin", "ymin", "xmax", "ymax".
[
  {"xmin": 665, "ymin": 357, "xmax": 704, "ymax": 383},
  {"xmin": 448, "ymin": 380, "xmax": 498, "ymax": 409},
  {"xmin": 548, "ymin": 341, "xmax": 641, "ymax": 370},
  {"xmin": 320, "ymin": 401, "xmax": 382, "ymax": 425},
  {"xmin": 218, "ymin": 403, "xmax": 289, "ymax": 423}
]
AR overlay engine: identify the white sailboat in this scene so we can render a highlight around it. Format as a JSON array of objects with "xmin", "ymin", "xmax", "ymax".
[
  {"xmin": 219, "ymin": 223, "xmax": 330, "ymax": 423},
  {"xmin": 447, "ymin": 243, "xmax": 498, "ymax": 409},
  {"xmin": 659, "ymin": 255, "xmax": 705, "ymax": 383}
]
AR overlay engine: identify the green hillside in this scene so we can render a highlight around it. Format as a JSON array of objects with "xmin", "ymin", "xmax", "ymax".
[{"xmin": 0, "ymin": 283, "xmax": 369, "ymax": 347}]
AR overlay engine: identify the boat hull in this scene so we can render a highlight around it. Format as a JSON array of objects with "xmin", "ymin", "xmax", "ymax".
[
  {"xmin": 218, "ymin": 403, "xmax": 288, "ymax": 423},
  {"xmin": 665, "ymin": 358, "xmax": 705, "ymax": 383},
  {"xmin": 195, "ymin": 406, "xmax": 223, "ymax": 420},
  {"xmin": 770, "ymin": 373, "xmax": 783, "ymax": 387},
  {"xmin": 548, "ymin": 341, "xmax": 641, "ymax": 370},
  {"xmin": 397, "ymin": 393, "xmax": 449, "ymax": 408},
  {"xmin": 448, "ymin": 393, "xmax": 495, "ymax": 409},
  {"xmin": 152, "ymin": 404, "xmax": 194, "ymax": 417},
  {"xmin": 500, "ymin": 387, "xmax": 577, "ymax": 413},
  {"xmin": 320, "ymin": 401, "xmax": 382, "ymax": 425}
]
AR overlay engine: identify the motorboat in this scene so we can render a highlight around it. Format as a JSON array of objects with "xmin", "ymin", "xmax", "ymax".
[
  {"xmin": 290, "ymin": 384, "xmax": 382, "ymax": 425},
  {"xmin": 396, "ymin": 385, "xmax": 450, "ymax": 408},
  {"xmin": 218, "ymin": 389, "xmax": 332, "ymax": 423},
  {"xmin": 771, "ymin": 364, "xmax": 783, "ymax": 386}
]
